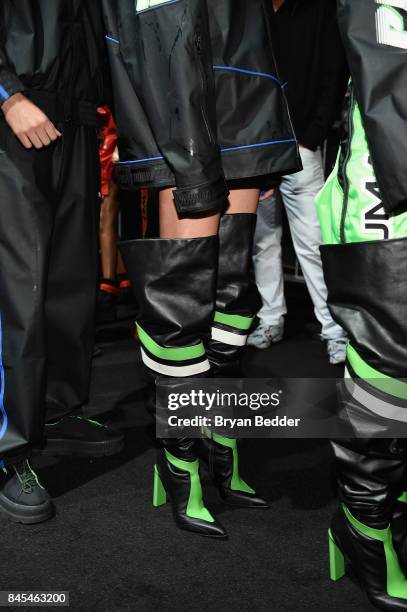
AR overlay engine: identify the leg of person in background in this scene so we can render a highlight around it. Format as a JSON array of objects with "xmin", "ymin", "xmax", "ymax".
[
  {"xmin": 248, "ymin": 191, "xmax": 286, "ymax": 349},
  {"xmin": 116, "ymin": 252, "xmax": 130, "ymax": 307},
  {"xmin": 98, "ymin": 183, "xmax": 137, "ymax": 323},
  {"xmin": 121, "ymin": 187, "xmax": 227, "ymax": 538},
  {"xmin": 280, "ymin": 147, "xmax": 347, "ymax": 364},
  {"xmin": 97, "ymin": 181, "xmax": 120, "ymax": 323},
  {"xmin": 202, "ymin": 188, "xmax": 269, "ymax": 509},
  {"xmin": 116, "ymin": 249, "xmax": 137, "ymax": 322},
  {"xmin": 43, "ymin": 125, "xmax": 124, "ymax": 459}
]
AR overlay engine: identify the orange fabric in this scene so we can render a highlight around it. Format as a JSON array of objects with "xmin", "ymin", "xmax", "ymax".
[
  {"xmin": 119, "ymin": 279, "xmax": 131, "ymax": 289},
  {"xmin": 99, "ymin": 282, "xmax": 119, "ymax": 295},
  {"xmin": 98, "ymin": 106, "xmax": 118, "ymax": 197}
]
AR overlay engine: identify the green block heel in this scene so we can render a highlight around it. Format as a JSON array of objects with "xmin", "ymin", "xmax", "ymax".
[
  {"xmin": 328, "ymin": 529, "xmax": 345, "ymax": 581},
  {"xmin": 398, "ymin": 492, "xmax": 407, "ymax": 504},
  {"xmin": 153, "ymin": 465, "xmax": 167, "ymax": 507},
  {"xmin": 153, "ymin": 450, "xmax": 227, "ymax": 538}
]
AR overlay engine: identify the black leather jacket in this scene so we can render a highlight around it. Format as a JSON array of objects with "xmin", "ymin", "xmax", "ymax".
[
  {"xmin": 103, "ymin": 0, "xmax": 301, "ymax": 214},
  {"xmin": 0, "ymin": 1, "xmax": 107, "ymax": 122},
  {"xmin": 337, "ymin": 0, "xmax": 407, "ymax": 214}
]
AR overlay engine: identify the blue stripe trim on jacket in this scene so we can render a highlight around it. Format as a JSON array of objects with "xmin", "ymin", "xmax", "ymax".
[
  {"xmin": 105, "ymin": 35, "xmax": 120, "ymax": 45},
  {"xmin": 0, "ymin": 85, "xmax": 10, "ymax": 102},
  {"xmin": 0, "ymin": 314, "xmax": 8, "ymax": 442},
  {"xmin": 118, "ymin": 138, "xmax": 297, "ymax": 165},
  {"xmin": 117, "ymin": 155, "xmax": 164, "ymax": 165},
  {"xmin": 221, "ymin": 138, "xmax": 297, "ymax": 153},
  {"xmin": 212, "ymin": 65, "xmax": 282, "ymax": 86}
]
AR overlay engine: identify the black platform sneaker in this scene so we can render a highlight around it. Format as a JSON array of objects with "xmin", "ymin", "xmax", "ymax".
[
  {"xmin": 0, "ymin": 460, "xmax": 54, "ymax": 524},
  {"xmin": 43, "ymin": 415, "xmax": 124, "ymax": 458}
]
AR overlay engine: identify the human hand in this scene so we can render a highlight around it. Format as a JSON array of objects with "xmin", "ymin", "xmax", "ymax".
[
  {"xmin": 259, "ymin": 188, "xmax": 275, "ymax": 201},
  {"xmin": 1, "ymin": 93, "xmax": 61, "ymax": 149}
]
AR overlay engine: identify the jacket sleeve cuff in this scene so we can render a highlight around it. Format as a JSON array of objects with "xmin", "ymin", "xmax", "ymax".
[
  {"xmin": 0, "ymin": 71, "xmax": 25, "ymax": 107},
  {"xmin": 173, "ymin": 177, "xmax": 229, "ymax": 215}
]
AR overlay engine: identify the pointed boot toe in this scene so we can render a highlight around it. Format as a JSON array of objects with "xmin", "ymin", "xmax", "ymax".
[{"xmin": 219, "ymin": 488, "xmax": 270, "ymax": 509}]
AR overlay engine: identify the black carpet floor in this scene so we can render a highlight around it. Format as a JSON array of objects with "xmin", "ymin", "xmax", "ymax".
[{"xmin": 1, "ymin": 285, "xmax": 377, "ymax": 612}]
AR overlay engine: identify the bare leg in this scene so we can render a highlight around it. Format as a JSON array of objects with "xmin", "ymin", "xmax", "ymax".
[
  {"xmin": 99, "ymin": 182, "xmax": 120, "ymax": 279},
  {"xmin": 226, "ymin": 187, "xmax": 260, "ymax": 214}
]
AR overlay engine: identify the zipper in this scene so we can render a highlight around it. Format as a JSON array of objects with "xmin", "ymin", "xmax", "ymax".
[
  {"xmin": 339, "ymin": 87, "xmax": 356, "ymax": 244},
  {"xmin": 194, "ymin": 30, "xmax": 216, "ymax": 145}
]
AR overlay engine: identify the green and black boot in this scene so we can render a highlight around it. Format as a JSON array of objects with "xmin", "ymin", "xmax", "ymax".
[
  {"xmin": 120, "ymin": 235, "xmax": 227, "ymax": 539},
  {"xmin": 329, "ymin": 438, "xmax": 407, "ymax": 611},
  {"xmin": 200, "ymin": 432, "xmax": 269, "ymax": 508},
  {"xmin": 206, "ymin": 213, "xmax": 261, "ymax": 377},
  {"xmin": 203, "ymin": 213, "xmax": 268, "ymax": 508},
  {"xmin": 392, "ymin": 490, "xmax": 407, "ymax": 574},
  {"xmin": 153, "ymin": 446, "xmax": 226, "ymax": 538}
]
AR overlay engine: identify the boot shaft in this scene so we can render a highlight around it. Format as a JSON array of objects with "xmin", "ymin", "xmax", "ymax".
[
  {"xmin": 120, "ymin": 235, "xmax": 219, "ymax": 377},
  {"xmin": 207, "ymin": 213, "xmax": 261, "ymax": 374}
]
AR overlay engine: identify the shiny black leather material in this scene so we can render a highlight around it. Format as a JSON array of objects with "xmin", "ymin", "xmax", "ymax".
[
  {"xmin": 156, "ymin": 449, "xmax": 227, "ymax": 538},
  {"xmin": 332, "ymin": 437, "xmax": 407, "ymax": 529},
  {"xmin": 161, "ymin": 435, "xmax": 199, "ymax": 463},
  {"xmin": 214, "ymin": 214, "xmax": 261, "ymax": 316},
  {"xmin": 144, "ymin": 369, "xmax": 207, "ymax": 462},
  {"xmin": 331, "ymin": 507, "xmax": 407, "ymax": 612},
  {"xmin": 120, "ymin": 236, "xmax": 218, "ymax": 360},
  {"xmin": 206, "ymin": 214, "xmax": 261, "ymax": 375},
  {"xmin": 200, "ymin": 438, "xmax": 269, "ymax": 508},
  {"xmin": 337, "ymin": 1, "xmax": 407, "ymax": 214},
  {"xmin": 393, "ymin": 500, "xmax": 407, "ymax": 574},
  {"xmin": 320, "ymin": 238, "xmax": 407, "ymax": 378},
  {"xmin": 103, "ymin": 0, "xmax": 300, "ymax": 213},
  {"xmin": 120, "ymin": 237, "xmax": 219, "ymax": 469}
]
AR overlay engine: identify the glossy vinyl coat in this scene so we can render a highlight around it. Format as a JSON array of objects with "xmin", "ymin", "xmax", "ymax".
[
  {"xmin": 103, "ymin": 0, "xmax": 301, "ymax": 213},
  {"xmin": 0, "ymin": 0, "xmax": 107, "ymax": 106},
  {"xmin": 337, "ymin": 0, "xmax": 407, "ymax": 214}
]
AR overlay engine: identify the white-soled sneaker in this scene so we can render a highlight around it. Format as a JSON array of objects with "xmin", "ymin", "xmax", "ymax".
[
  {"xmin": 247, "ymin": 321, "xmax": 284, "ymax": 349},
  {"xmin": 327, "ymin": 337, "xmax": 347, "ymax": 365}
]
